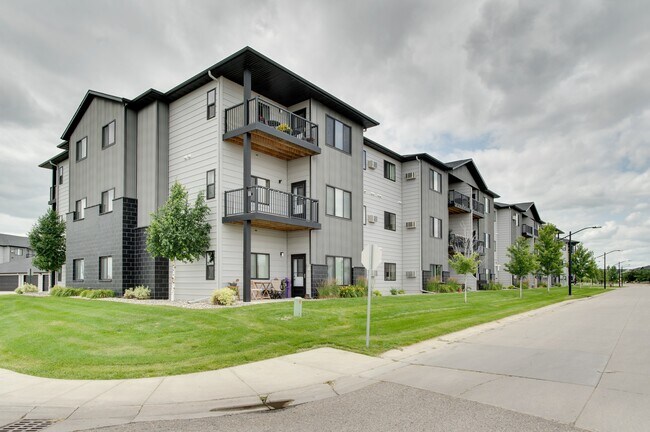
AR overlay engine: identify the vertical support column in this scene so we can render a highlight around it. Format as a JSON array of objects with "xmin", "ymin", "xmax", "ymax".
[{"xmin": 243, "ymin": 69, "xmax": 252, "ymax": 303}]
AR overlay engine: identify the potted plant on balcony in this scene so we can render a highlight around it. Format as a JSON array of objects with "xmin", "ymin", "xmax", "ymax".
[{"xmin": 276, "ymin": 123, "xmax": 292, "ymax": 134}]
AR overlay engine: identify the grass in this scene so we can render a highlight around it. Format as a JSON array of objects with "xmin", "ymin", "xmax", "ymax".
[{"xmin": 0, "ymin": 287, "xmax": 606, "ymax": 379}]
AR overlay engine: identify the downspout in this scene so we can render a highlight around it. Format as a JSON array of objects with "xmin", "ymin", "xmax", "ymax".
[
  {"xmin": 208, "ymin": 70, "xmax": 218, "ymax": 81},
  {"xmin": 416, "ymin": 156, "xmax": 422, "ymax": 292}
]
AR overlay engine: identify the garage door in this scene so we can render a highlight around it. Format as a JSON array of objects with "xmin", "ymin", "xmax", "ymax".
[
  {"xmin": 0, "ymin": 275, "xmax": 19, "ymax": 291},
  {"xmin": 43, "ymin": 275, "xmax": 49, "ymax": 291}
]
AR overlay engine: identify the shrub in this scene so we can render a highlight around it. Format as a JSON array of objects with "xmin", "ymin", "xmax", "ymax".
[
  {"xmin": 316, "ymin": 278, "xmax": 340, "ymax": 299},
  {"xmin": 484, "ymin": 282, "xmax": 504, "ymax": 291},
  {"xmin": 124, "ymin": 286, "xmax": 151, "ymax": 300},
  {"xmin": 538, "ymin": 281, "xmax": 547, "ymax": 288},
  {"xmin": 390, "ymin": 288, "xmax": 406, "ymax": 295},
  {"xmin": 446, "ymin": 278, "xmax": 461, "ymax": 292},
  {"xmin": 211, "ymin": 288, "xmax": 236, "ymax": 306},
  {"xmin": 50, "ymin": 286, "xmax": 85, "ymax": 297},
  {"xmin": 372, "ymin": 289, "xmax": 382, "ymax": 297},
  {"xmin": 426, "ymin": 277, "xmax": 457, "ymax": 293},
  {"xmin": 356, "ymin": 276, "xmax": 368, "ymax": 288},
  {"xmin": 15, "ymin": 284, "xmax": 38, "ymax": 295},
  {"xmin": 80, "ymin": 289, "xmax": 115, "ymax": 299},
  {"xmin": 435, "ymin": 284, "xmax": 457, "ymax": 293},
  {"xmin": 521, "ymin": 280, "xmax": 530, "ymax": 289},
  {"xmin": 338, "ymin": 285, "xmax": 366, "ymax": 298},
  {"xmin": 14, "ymin": 286, "xmax": 24, "ymax": 294}
]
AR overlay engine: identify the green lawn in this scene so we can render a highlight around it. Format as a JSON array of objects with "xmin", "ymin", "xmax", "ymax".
[{"xmin": 0, "ymin": 287, "xmax": 606, "ymax": 379}]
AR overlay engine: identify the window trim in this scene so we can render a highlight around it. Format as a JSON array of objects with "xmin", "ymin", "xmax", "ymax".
[
  {"xmin": 251, "ymin": 252, "xmax": 270, "ymax": 280},
  {"xmin": 363, "ymin": 205, "xmax": 367, "ymax": 225},
  {"xmin": 102, "ymin": 120, "xmax": 116, "ymax": 149},
  {"xmin": 74, "ymin": 198, "xmax": 87, "ymax": 221},
  {"xmin": 251, "ymin": 175, "xmax": 270, "ymax": 205},
  {"xmin": 325, "ymin": 115, "xmax": 352, "ymax": 155},
  {"xmin": 384, "ymin": 262, "xmax": 396, "ymax": 281},
  {"xmin": 76, "ymin": 137, "xmax": 88, "ymax": 162},
  {"xmin": 73, "ymin": 258, "xmax": 85, "ymax": 282},
  {"xmin": 206, "ymin": 89, "xmax": 216, "ymax": 120},
  {"xmin": 430, "ymin": 217, "xmax": 442, "ymax": 238},
  {"xmin": 384, "ymin": 160, "xmax": 396, "ymax": 182},
  {"xmin": 429, "ymin": 169, "xmax": 442, "ymax": 193},
  {"xmin": 206, "ymin": 251, "xmax": 215, "ymax": 280},
  {"xmin": 362, "ymin": 150, "xmax": 367, "ymax": 170},
  {"xmin": 325, "ymin": 185, "xmax": 352, "ymax": 220},
  {"xmin": 58, "ymin": 166, "xmax": 64, "ymax": 185},
  {"xmin": 100, "ymin": 189, "xmax": 115, "ymax": 214},
  {"xmin": 206, "ymin": 170, "xmax": 216, "ymax": 200},
  {"xmin": 326, "ymin": 255, "xmax": 352, "ymax": 286},
  {"xmin": 99, "ymin": 256, "xmax": 113, "ymax": 281},
  {"xmin": 384, "ymin": 211, "xmax": 396, "ymax": 231}
]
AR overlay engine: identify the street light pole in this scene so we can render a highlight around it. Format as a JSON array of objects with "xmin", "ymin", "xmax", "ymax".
[
  {"xmin": 560, "ymin": 226, "xmax": 601, "ymax": 296},
  {"xmin": 600, "ymin": 249, "xmax": 621, "ymax": 290}
]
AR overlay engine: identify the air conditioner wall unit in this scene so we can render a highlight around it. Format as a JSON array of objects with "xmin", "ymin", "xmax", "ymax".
[
  {"xmin": 368, "ymin": 160, "xmax": 378, "ymax": 170},
  {"xmin": 405, "ymin": 271, "xmax": 417, "ymax": 278},
  {"xmin": 405, "ymin": 221, "xmax": 417, "ymax": 229},
  {"xmin": 367, "ymin": 215, "xmax": 378, "ymax": 223},
  {"xmin": 405, "ymin": 171, "xmax": 417, "ymax": 180}
]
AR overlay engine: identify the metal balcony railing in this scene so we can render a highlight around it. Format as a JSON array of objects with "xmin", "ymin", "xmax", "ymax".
[
  {"xmin": 449, "ymin": 233, "xmax": 469, "ymax": 251},
  {"xmin": 472, "ymin": 199, "xmax": 485, "ymax": 215},
  {"xmin": 474, "ymin": 240, "xmax": 485, "ymax": 255},
  {"xmin": 224, "ymin": 96, "xmax": 319, "ymax": 146},
  {"xmin": 448, "ymin": 190, "xmax": 471, "ymax": 212},
  {"xmin": 522, "ymin": 224, "xmax": 534, "ymax": 237},
  {"xmin": 224, "ymin": 186, "xmax": 319, "ymax": 223}
]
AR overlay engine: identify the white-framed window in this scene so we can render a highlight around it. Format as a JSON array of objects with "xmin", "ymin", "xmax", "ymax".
[
  {"xmin": 326, "ymin": 186, "xmax": 351, "ymax": 219},
  {"xmin": 207, "ymin": 89, "xmax": 216, "ymax": 119},
  {"xmin": 102, "ymin": 120, "xmax": 116, "ymax": 148},
  {"xmin": 430, "ymin": 217, "xmax": 442, "ymax": 238},
  {"xmin": 362, "ymin": 150, "xmax": 367, "ymax": 170},
  {"xmin": 206, "ymin": 251, "xmax": 215, "ymax": 280},
  {"xmin": 325, "ymin": 116, "xmax": 351, "ymax": 154},
  {"xmin": 206, "ymin": 170, "xmax": 216, "ymax": 200},
  {"xmin": 99, "ymin": 256, "xmax": 112, "ymax": 281},
  {"xmin": 251, "ymin": 176, "xmax": 270, "ymax": 205},
  {"xmin": 384, "ymin": 161, "xmax": 396, "ymax": 181},
  {"xmin": 73, "ymin": 259, "xmax": 85, "ymax": 281},
  {"xmin": 74, "ymin": 198, "xmax": 87, "ymax": 221},
  {"xmin": 58, "ymin": 166, "xmax": 64, "ymax": 184},
  {"xmin": 384, "ymin": 211, "xmax": 396, "ymax": 231},
  {"xmin": 485, "ymin": 232, "xmax": 491, "ymax": 248},
  {"xmin": 363, "ymin": 205, "xmax": 367, "ymax": 225},
  {"xmin": 76, "ymin": 137, "xmax": 87, "ymax": 161},
  {"xmin": 384, "ymin": 263, "xmax": 396, "ymax": 281},
  {"xmin": 251, "ymin": 253, "xmax": 270, "ymax": 279},
  {"xmin": 326, "ymin": 256, "xmax": 351, "ymax": 285},
  {"xmin": 485, "ymin": 197, "xmax": 490, "ymax": 213},
  {"xmin": 429, "ymin": 169, "xmax": 442, "ymax": 193},
  {"xmin": 15, "ymin": 248, "xmax": 23, "ymax": 256},
  {"xmin": 100, "ymin": 189, "xmax": 114, "ymax": 214}
]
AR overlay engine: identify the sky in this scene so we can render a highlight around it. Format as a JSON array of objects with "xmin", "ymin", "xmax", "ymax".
[{"xmin": 0, "ymin": 0, "xmax": 648, "ymax": 269}]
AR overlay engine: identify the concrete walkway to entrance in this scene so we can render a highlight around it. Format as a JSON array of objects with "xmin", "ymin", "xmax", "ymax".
[{"xmin": 1, "ymin": 285, "xmax": 648, "ymax": 431}]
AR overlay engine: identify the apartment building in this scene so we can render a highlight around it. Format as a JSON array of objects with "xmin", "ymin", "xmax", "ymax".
[
  {"xmin": 0, "ymin": 234, "xmax": 49, "ymax": 291},
  {"xmin": 494, "ymin": 201, "xmax": 543, "ymax": 286},
  {"xmin": 40, "ymin": 47, "xmax": 378, "ymax": 301},
  {"xmin": 362, "ymin": 139, "xmax": 499, "ymax": 294}
]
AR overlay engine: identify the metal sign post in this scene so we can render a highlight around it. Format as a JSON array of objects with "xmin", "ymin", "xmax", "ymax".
[{"xmin": 361, "ymin": 244, "xmax": 382, "ymax": 348}]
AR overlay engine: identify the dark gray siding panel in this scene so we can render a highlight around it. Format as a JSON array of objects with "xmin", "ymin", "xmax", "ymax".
[{"xmin": 0, "ymin": 275, "xmax": 18, "ymax": 291}]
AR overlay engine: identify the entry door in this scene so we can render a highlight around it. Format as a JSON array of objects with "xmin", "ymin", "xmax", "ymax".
[
  {"xmin": 291, "ymin": 181, "xmax": 306, "ymax": 219},
  {"xmin": 291, "ymin": 254, "xmax": 306, "ymax": 298}
]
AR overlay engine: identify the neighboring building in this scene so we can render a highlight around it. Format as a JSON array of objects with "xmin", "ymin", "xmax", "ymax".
[
  {"xmin": 0, "ymin": 234, "xmax": 48, "ymax": 291},
  {"xmin": 40, "ymin": 47, "xmax": 378, "ymax": 300},
  {"xmin": 362, "ymin": 139, "xmax": 499, "ymax": 294},
  {"xmin": 494, "ymin": 202, "xmax": 543, "ymax": 286}
]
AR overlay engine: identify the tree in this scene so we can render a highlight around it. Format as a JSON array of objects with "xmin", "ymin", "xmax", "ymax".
[
  {"xmin": 505, "ymin": 237, "xmax": 537, "ymax": 298},
  {"xmin": 534, "ymin": 224, "xmax": 564, "ymax": 292},
  {"xmin": 607, "ymin": 265, "xmax": 618, "ymax": 286},
  {"xmin": 146, "ymin": 182, "xmax": 211, "ymax": 300},
  {"xmin": 571, "ymin": 244, "xmax": 595, "ymax": 285},
  {"xmin": 449, "ymin": 252, "xmax": 480, "ymax": 303},
  {"xmin": 28, "ymin": 208, "xmax": 66, "ymax": 287}
]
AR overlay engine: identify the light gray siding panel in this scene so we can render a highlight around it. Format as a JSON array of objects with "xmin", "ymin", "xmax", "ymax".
[
  {"xmin": 137, "ymin": 102, "xmax": 157, "ymax": 227},
  {"xmin": 401, "ymin": 160, "xmax": 421, "ymax": 292}
]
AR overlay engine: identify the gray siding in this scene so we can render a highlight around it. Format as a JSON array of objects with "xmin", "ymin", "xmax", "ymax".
[{"xmin": 420, "ymin": 161, "xmax": 449, "ymax": 276}]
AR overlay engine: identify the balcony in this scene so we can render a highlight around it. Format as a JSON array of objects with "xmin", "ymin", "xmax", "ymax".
[
  {"xmin": 522, "ymin": 224, "xmax": 534, "ymax": 238},
  {"xmin": 223, "ymin": 97, "xmax": 320, "ymax": 160},
  {"xmin": 474, "ymin": 240, "xmax": 485, "ymax": 255},
  {"xmin": 472, "ymin": 199, "xmax": 485, "ymax": 218},
  {"xmin": 449, "ymin": 233, "xmax": 469, "ymax": 252},
  {"xmin": 223, "ymin": 185, "xmax": 320, "ymax": 231},
  {"xmin": 448, "ymin": 190, "xmax": 471, "ymax": 214},
  {"xmin": 48, "ymin": 186, "xmax": 56, "ymax": 205}
]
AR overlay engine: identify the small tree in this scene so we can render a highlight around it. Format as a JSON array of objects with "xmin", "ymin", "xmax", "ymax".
[
  {"xmin": 505, "ymin": 237, "xmax": 537, "ymax": 298},
  {"xmin": 607, "ymin": 265, "xmax": 618, "ymax": 287},
  {"xmin": 571, "ymin": 244, "xmax": 594, "ymax": 285},
  {"xmin": 534, "ymin": 224, "xmax": 564, "ymax": 292},
  {"xmin": 146, "ymin": 182, "xmax": 211, "ymax": 300},
  {"xmin": 28, "ymin": 208, "xmax": 66, "ymax": 287},
  {"xmin": 449, "ymin": 252, "xmax": 480, "ymax": 303}
]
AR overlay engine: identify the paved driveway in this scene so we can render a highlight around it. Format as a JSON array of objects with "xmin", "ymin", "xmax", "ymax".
[{"xmin": 379, "ymin": 285, "xmax": 650, "ymax": 431}]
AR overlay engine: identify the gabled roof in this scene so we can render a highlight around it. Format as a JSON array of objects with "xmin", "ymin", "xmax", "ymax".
[
  {"xmin": 166, "ymin": 46, "xmax": 379, "ymax": 129},
  {"xmin": 512, "ymin": 202, "xmax": 542, "ymax": 222},
  {"xmin": 61, "ymin": 90, "xmax": 129, "ymax": 141},
  {"xmin": 0, "ymin": 234, "xmax": 30, "ymax": 248},
  {"xmin": 39, "ymin": 150, "xmax": 69, "ymax": 168},
  {"xmin": 128, "ymin": 88, "xmax": 168, "ymax": 111},
  {"xmin": 446, "ymin": 159, "xmax": 500, "ymax": 197}
]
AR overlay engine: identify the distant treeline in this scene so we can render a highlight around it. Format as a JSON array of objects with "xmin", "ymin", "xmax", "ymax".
[{"xmin": 624, "ymin": 267, "xmax": 650, "ymax": 282}]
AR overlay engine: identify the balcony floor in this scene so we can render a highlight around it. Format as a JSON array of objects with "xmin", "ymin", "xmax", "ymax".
[
  {"xmin": 224, "ymin": 123, "xmax": 320, "ymax": 161},
  {"xmin": 449, "ymin": 205, "xmax": 471, "ymax": 215},
  {"xmin": 223, "ymin": 213, "xmax": 321, "ymax": 231}
]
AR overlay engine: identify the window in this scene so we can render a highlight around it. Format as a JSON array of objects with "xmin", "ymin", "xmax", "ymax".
[
  {"xmin": 206, "ymin": 170, "xmax": 216, "ymax": 200},
  {"xmin": 99, "ymin": 256, "xmax": 112, "ymax": 281},
  {"xmin": 15, "ymin": 248, "xmax": 23, "ymax": 256},
  {"xmin": 326, "ymin": 186, "xmax": 351, "ymax": 219},
  {"xmin": 485, "ymin": 197, "xmax": 490, "ymax": 213},
  {"xmin": 384, "ymin": 263, "xmax": 396, "ymax": 281},
  {"xmin": 484, "ymin": 232, "xmax": 491, "ymax": 248},
  {"xmin": 102, "ymin": 120, "xmax": 116, "ymax": 148},
  {"xmin": 207, "ymin": 89, "xmax": 216, "ymax": 119},
  {"xmin": 74, "ymin": 198, "xmax": 87, "ymax": 221},
  {"xmin": 429, "ymin": 169, "xmax": 442, "ymax": 192},
  {"xmin": 73, "ymin": 259, "xmax": 85, "ymax": 281},
  {"xmin": 206, "ymin": 251, "xmax": 215, "ymax": 280},
  {"xmin": 326, "ymin": 256, "xmax": 352, "ymax": 285},
  {"xmin": 100, "ymin": 189, "xmax": 114, "ymax": 214},
  {"xmin": 58, "ymin": 166, "xmax": 64, "ymax": 184},
  {"xmin": 384, "ymin": 211, "xmax": 396, "ymax": 231},
  {"xmin": 251, "ymin": 253, "xmax": 270, "ymax": 279},
  {"xmin": 430, "ymin": 264, "xmax": 442, "ymax": 278},
  {"xmin": 76, "ymin": 137, "xmax": 87, "ymax": 161},
  {"xmin": 514, "ymin": 213, "xmax": 520, "ymax": 226},
  {"xmin": 325, "ymin": 116, "xmax": 351, "ymax": 154},
  {"xmin": 363, "ymin": 205, "xmax": 367, "ymax": 225},
  {"xmin": 363, "ymin": 150, "xmax": 367, "ymax": 170},
  {"xmin": 252, "ymin": 176, "xmax": 270, "ymax": 204},
  {"xmin": 384, "ymin": 161, "xmax": 396, "ymax": 181},
  {"xmin": 430, "ymin": 217, "xmax": 442, "ymax": 238}
]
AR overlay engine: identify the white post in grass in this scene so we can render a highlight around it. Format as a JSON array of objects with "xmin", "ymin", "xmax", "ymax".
[{"xmin": 362, "ymin": 244, "xmax": 382, "ymax": 348}]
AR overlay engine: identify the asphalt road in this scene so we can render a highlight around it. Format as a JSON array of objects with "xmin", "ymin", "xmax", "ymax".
[{"xmin": 88, "ymin": 381, "xmax": 582, "ymax": 432}]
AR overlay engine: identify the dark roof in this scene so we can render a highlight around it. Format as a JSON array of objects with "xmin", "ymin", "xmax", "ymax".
[
  {"xmin": 363, "ymin": 138, "xmax": 450, "ymax": 171},
  {"xmin": 39, "ymin": 150, "xmax": 69, "ymax": 168},
  {"xmin": 166, "ymin": 47, "xmax": 379, "ymax": 129},
  {"xmin": 128, "ymin": 88, "xmax": 168, "ymax": 111},
  {"xmin": 446, "ymin": 159, "xmax": 499, "ymax": 197},
  {"xmin": 495, "ymin": 201, "xmax": 543, "ymax": 223},
  {"xmin": 446, "ymin": 159, "xmax": 472, "ymax": 169},
  {"xmin": 61, "ymin": 90, "xmax": 129, "ymax": 141},
  {"xmin": 0, "ymin": 257, "xmax": 46, "ymax": 275},
  {"xmin": 57, "ymin": 141, "xmax": 69, "ymax": 150},
  {"xmin": 0, "ymin": 234, "xmax": 30, "ymax": 248}
]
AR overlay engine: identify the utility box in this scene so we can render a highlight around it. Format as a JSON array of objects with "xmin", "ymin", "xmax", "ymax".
[{"xmin": 294, "ymin": 297, "xmax": 303, "ymax": 317}]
